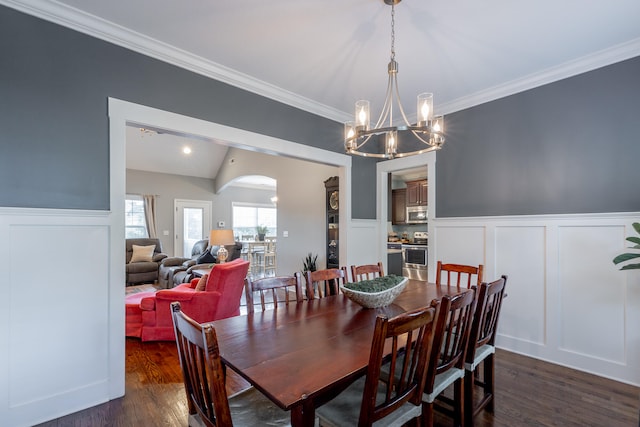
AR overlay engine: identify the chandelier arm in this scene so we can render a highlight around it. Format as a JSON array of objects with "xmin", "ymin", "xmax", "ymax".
[
  {"xmin": 351, "ymin": 133, "xmax": 375, "ymax": 151},
  {"xmin": 392, "ymin": 73, "xmax": 413, "ymax": 127},
  {"xmin": 372, "ymin": 73, "xmax": 394, "ymax": 130},
  {"xmin": 409, "ymin": 129, "xmax": 444, "ymax": 146}
]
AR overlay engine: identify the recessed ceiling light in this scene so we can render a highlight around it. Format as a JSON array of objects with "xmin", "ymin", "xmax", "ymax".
[{"xmin": 182, "ymin": 146, "xmax": 192, "ymax": 155}]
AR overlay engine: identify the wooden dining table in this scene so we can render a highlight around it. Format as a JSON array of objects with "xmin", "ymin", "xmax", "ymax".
[{"xmin": 207, "ymin": 279, "xmax": 468, "ymax": 426}]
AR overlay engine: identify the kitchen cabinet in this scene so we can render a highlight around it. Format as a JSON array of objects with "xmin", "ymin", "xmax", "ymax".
[
  {"xmin": 391, "ymin": 188, "xmax": 406, "ymax": 225},
  {"xmin": 405, "ymin": 179, "xmax": 427, "ymax": 206}
]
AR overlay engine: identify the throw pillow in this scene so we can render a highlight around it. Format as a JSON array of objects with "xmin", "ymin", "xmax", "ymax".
[
  {"xmin": 196, "ymin": 248, "xmax": 216, "ymax": 265},
  {"xmin": 195, "ymin": 274, "xmax": 209, "ymax": 291},
  {"xmin": 130, "ymin": 244, "xmax": 155, "ymax": 263}
]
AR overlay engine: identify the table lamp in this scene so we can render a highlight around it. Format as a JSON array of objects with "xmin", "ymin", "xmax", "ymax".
[{"xmin": 209, "ymin": 229, "xmax": 235, "ymax": 263}]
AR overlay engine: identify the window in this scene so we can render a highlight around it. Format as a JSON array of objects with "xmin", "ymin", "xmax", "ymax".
[
  {"xmin": 125, "ymin": 196, "xmax": 148, "ymax": 238},
  {"xmin": 232, "ymin": 203, "xmax": 277, "ymax": 239}
]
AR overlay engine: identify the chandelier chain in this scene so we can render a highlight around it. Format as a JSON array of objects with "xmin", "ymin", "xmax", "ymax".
[{"xmin": 390, "ymin": 3, "xmax": 395, "ymax": 61}]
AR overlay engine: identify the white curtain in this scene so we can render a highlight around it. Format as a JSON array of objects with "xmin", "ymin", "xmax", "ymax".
[{"xmin": 143, "ymin": 194, "xmax": 158, "ymax": 238}]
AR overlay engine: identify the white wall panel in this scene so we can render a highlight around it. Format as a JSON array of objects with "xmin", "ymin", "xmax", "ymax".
[
  {"xmin": 557, "ymin": 225, "xmax": 626, "ymax": 362},
  {"xmin": 346, "ymin": 219, "xmax": 379, "ymax": 271},
  {"xmin": 432, "ymin": 226, "xmax": 485, "ymax": 269},
  {"xmin": 9, "ymin": 224, "xmax": 110, "ymax": 408},
  {"xmin": 1, "ymin": 209, "xmax": 115, "ymax": 427},
  {"xmin": 495, "ymin": 226, "xmax": 546, "ymax": 346}
]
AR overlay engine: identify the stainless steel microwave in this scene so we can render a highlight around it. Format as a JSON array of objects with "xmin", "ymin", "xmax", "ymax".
[{"xmin": 406, "ymin": 206, "xmax": 427, "ymax": 223}]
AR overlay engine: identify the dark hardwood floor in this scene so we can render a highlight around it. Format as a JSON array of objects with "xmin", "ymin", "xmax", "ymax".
[{"xmin": 38, "ymin": 338, "xmax": 639, "ymax": 426}]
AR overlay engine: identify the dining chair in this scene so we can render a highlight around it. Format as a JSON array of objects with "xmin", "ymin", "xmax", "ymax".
[
  {"xmin": 170, "ymin": 302, "xmax": 290, "ymax": 427},
  {"xmin": 435, "ymin": 261, "xmax": 484, "ymax": 288},
  {"xmin": 304, "ymin": 267, "xmax": 347, "ymax": 300},
  {"xmin": 244, "ymin": 272, "xmax": 303, "ymax": 314},
  {"xmin": 316, "ymin": 301, "xmax": 441, "ymax": 427},
  {"xmin": 464, "ymin": 275, "xmax": 508, "ymax": 426},
  {"xmin": 422, "ymin": 288, "xmax": 477, "ymax": 427},
  {"xmin": 349, "ymin": 262, "xmax": 385, "ymax": 282}
]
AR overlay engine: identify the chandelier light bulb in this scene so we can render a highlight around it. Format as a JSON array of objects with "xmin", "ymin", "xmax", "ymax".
[
  {"xmin": 386, "ymin": 131, "xmax": 397, "ymax": 156},
  {"xmin": 421, "ymin": 103, "xmax": 430, "ymax": 121},
  {"xmin": 355, "ymin": 100, "xmax": 370, "ymax": 131},
  {"xmin": 344, "ymin": 122, "xmax": 356, "ymax": 151},
  {"xmin": 417, "ymin": 92, "xmax": 433, "ymax": 127}
]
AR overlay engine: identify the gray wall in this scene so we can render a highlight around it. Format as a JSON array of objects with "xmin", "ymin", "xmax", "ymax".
[
  {"xmin": 437, "ymin": 56, "xmax": 640, "ymax": 217},
  {"xmin": 2, "ymin": 4, "xmax": 639, "ymax": 220},
  {"xmin": 0, "ymin": 5, "xmax": 368, "ymax": 213}
]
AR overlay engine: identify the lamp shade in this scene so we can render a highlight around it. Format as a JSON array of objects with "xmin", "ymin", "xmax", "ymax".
[{"xmin": 209, "ymin": 229, "xmax": 235, "ymax": 247}]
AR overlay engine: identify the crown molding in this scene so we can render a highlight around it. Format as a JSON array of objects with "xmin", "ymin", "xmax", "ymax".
[
  {"xmin": 438, "ymin": 38, "xmax": 640, "ymax": 115},
  {"xmin": 3, "ymin": 0, "xmax": 639, "ymax": 121},
  {"xmin": 0, "ymin": 0, "xmax": 349, "ymax": 122}
]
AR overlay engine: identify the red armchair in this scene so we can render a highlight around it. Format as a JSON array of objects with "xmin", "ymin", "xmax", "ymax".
[{"xmin": 128, "ymin": 258, "xmax": 250, "ymax": 341}]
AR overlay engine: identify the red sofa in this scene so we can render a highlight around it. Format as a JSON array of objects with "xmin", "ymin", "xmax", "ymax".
[{"xmin": 126, "ymin": 258, "xmax": 250, "ymax": 341}]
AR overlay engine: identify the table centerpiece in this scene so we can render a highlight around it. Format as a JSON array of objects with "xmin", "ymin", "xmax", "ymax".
[{"xmin": 340, "ymin": 275, "xmax": 408, "ymax": 308}]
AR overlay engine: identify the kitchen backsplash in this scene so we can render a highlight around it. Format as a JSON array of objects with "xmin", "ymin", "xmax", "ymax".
[{"xmin": 388, "ymin": 224, "xmax": 428, "ymax": 241}]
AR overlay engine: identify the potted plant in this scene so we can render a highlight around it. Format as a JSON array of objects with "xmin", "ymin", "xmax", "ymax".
[
  {"xmin": 613, "ymin": 222, "xmax": 640, "ymax": 270},
  {"xmin": 256, "ymin": 225, "xmax": 269, "ymax": 241},
  {"xmin": 302, "ymin": 252, "xmax": 318, "ymax": 273}
]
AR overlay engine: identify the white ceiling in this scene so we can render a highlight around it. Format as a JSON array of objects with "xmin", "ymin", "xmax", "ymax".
[
  {"xmin": 10, "ymin": 0, "xmax": 640, "ymax": 179},
  {"xmin": 126, "ymin": 126, "xmax": 228, "ymax": 180}
]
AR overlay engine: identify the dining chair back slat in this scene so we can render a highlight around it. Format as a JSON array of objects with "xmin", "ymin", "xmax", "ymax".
[
  {"xmin": 350, "ymin": 262, "xmax": 385, "ymax": 282},
  {"xmin": 435, "ymin": 261, "xmax": 484, "ymax": 288},
  {"xmin": 305, "ymin": 267, "xmax": 347, "ymax": 300},
  {"xmin": 244, "ymin": 273, "xmax": 303, "ymax": 314}
]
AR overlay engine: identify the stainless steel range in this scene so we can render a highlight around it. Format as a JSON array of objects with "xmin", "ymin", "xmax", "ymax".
[{"xmin": 402, "ymin": 232, "xmax": 428, "ymax": 281}]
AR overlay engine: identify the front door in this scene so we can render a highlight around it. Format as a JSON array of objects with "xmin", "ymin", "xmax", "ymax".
[{"xmin": 174, "ymin": 199, "xmax": 212, "ymax": 257}]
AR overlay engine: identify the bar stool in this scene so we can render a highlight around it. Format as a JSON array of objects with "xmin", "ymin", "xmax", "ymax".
[
  {"xmin": 264, "ymin": 241, "xmax": 277, "ymax": 276},
  {"xmin": 249, "ymin": 242, "xmax": 266, "ymax": 278}
]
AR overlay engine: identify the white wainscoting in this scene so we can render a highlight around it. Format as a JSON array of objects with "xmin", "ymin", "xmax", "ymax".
[
  {"xmin": 346, "ymin": 219, "xmax": 380, "ymax": 272},
  {"xmin": 0, "ymin": 207, "xmax": 121, "ymax": 427},
  {"xmin": 431, "ymin": 213, "xmax": 640, "ymax": 386}
]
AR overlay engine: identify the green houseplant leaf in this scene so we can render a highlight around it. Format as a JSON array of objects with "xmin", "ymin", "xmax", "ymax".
[
  {"xmin": 302, "ymin": 252, "xmax": 318, "ymax": 273},
  {"xmin": 613, "ymin": 222, "xmax": 640, "ymax": 270}
]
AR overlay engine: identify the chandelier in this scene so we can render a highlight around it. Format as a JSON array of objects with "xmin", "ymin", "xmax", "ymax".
[{"xmin": 344, "ymin": 0, "xmax": 445, "ymax": 159}]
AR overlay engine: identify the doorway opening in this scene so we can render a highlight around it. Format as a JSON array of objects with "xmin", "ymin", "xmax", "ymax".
[{"xmin": 111, "ymin": 97, "xmax": 351, "ymax": 399}]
